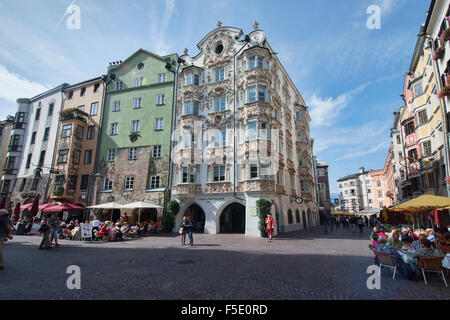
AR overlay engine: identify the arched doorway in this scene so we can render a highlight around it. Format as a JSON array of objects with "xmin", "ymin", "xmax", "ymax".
[
  {"xmin": 302, "ymin": 210, "xmax": 307, "ymax": 229},
  {"xmin": 184, "ymin": 204, "xmax": 206, "ymax": 233},
  {"xmin": 219, "ymin": 202, "xmax": 245, "ymax": 234}
]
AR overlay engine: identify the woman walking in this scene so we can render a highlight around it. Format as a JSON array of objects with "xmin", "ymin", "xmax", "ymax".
[{"xmin": 39, "ymin": 217, "xmax": 51, "ymax": 250}]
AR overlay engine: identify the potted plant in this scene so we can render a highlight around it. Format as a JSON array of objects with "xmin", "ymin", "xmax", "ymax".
[
  {"xmin": 129, "ymin": 133, "xmax": 141, "ymax": 143},
  {"xmin": 256, "ymin": 199, "xmax": 272, "ymax": 238},
  {"xmin": 51, "ymin": 186, "xmax": 64, "ymax": 196},
  {"xmin": 164, "ymin": 200, "xmax": 180, "ymax": 233},
  {"xmin": 443, "ymin": 28, "xmax": 450, "ymax": 43},
  {"xmin": 433, "ymin": 46, "xmax": 445, "ymax": 61},
  {"xmin": 438, "ymin": 85, "xmax": 450, "ymax": 99}
]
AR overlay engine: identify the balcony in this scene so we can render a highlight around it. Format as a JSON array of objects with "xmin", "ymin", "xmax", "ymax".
[
  {"xmin": 175, "ymin": 184, "xmax": 202, "ymax": 195},
  {"xmin": 3, "ymin": 168, "xmax": 17, "ymax": 175},
  {"xmin": 298, "ymin": 166, "xmax": 311, "ymax": 177},
  {"xmin": 205, "ymin": 182, "xmax": 233, "ymax": 193},
  {"xmin": 302, "ymin": 192, "xmax": 313, "ymax": 202},
  {"xmin": 13, "ymin": 122, "xmax": 26, "ymax": 130},
  {"xmin": 59, "ymin": 108, "xmax": 88, "ymax": 123},
  {"xmin": 8, "ymin": 145, "xmax": 22, "ymax": 152}
]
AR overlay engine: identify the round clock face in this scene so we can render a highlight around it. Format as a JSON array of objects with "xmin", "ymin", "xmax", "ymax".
[{"xmin": 296, "ymin": 197, "xmax": 303, "ymax": 204}]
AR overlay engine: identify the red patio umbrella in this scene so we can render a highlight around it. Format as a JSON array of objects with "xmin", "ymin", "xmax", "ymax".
[
  {"xmin": 13, "ymin": 202, "xmax": 21, "ymax": 221},
  {"xmin": 29, "ymin": 196, "xmax": 40, "ymax": 218},
  {"xmin": 39, "ymin": 203, "xmax": 57, "ymax": 211},
  {"xmin": 0, "ymin": 197, "xmax": 6, "ymax": 209},
  {"xmin": 20, "ymin": 203, "xmax": 33, "ymax": 211},
  {"xmin": 43, "ymin": 203, "xmax": 85, "ymax": 212}
]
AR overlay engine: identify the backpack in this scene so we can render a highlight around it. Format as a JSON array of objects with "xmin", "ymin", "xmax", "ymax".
[{"xmin": 39, "ymin": 223, "xmax": 49, "ymax": 233}]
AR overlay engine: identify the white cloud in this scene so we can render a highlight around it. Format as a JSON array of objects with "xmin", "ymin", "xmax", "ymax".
[
  {"xmin": 336, "ymin": 138, "xmax": 390, "ymax": 161},
  {"xmin": 148, "ymin": 0, "xmax": 176, "ymax": 55},
  {"xmin": 0, "ymin": 64, "xmax": 48, "ymax": 103}
]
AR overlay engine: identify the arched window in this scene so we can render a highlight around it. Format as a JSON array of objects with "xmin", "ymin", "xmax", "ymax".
[
  {"xmin": 287, "ymin": 209, "xmax": 293, "ymax": 224},
  {"xmin": 295, "ymin": 209, "xmax": 300, "ymax": 224}
]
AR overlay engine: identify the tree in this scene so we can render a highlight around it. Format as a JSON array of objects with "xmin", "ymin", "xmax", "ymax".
[
  {"xmin": 256, "ymin": 199, "xmax": 272, "ymax": 235},
  {"xmin": 164, "ymin": 200, "xmax": 180, "ymax": 232}
]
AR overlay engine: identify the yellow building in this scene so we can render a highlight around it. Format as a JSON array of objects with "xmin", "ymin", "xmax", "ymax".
[
  {"xmin": 0, "ymin": 116, "xmax": 15, "ymax": 197},
  {"xmin": 49, "ymin": 77, "xmax": 105, "ymax": 208}
]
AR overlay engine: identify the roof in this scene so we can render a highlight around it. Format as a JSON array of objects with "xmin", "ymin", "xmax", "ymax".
[
  {"xmin": 64, "ymin": 76, "xmax": 103, "ymax": 90},
  {"xmin": 16, "ymin": 83, "xmax": 70, "ymax": 103},
  {"xmin": 316, "ymin": 160, "xmax": 329, "ymax": 167},
  {"xmin": 108, "ymin": 48, "xmax": 178, "ymax": 71}
]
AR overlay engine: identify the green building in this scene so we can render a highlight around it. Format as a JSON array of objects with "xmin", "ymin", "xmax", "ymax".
[{"xmin": 92, "ymin": 49, "xmax": 177, "ymax": 223}]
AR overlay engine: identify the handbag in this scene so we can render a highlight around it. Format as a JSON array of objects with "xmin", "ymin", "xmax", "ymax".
[{"xmin": 179, "ymin": 227, "xmax": 184, "ymax": 234}]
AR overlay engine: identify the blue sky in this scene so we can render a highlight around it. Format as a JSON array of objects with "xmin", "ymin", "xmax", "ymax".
[{"xmin": 0, "ymin": 0, "xmax": 431, "ymax": 194}]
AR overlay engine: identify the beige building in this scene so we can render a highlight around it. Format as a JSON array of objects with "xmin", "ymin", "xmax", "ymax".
[
  {"xmin": 0, "ymin": 116, "xmax": 15, "ymax": 198},
  {"xmin": 49, "ymin": 77, "xmax": 105, "ymax": 208}
]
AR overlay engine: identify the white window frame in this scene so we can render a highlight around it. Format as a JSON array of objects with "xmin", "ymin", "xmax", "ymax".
[
  {"xmin": 155, "ymin": 118, "xmax": 163, "ymax": 131},
  {"xmin": 112, "ymin": 101, "xmax": 120, "ymax": 112},
  {"xmin": 90, "ymin": 102, "xmax": 98, "ymax": 116},
  {"xmin": 156, "ymin": 95, "xmax": 165, "ymax": 105},
  {"xmin": 136, "ymin": 77, "xmax": 143, "ymax": 87},
  {"xmin": 103, "ymin": 178, "xmax": 113, "ymax": 191},
  {"xmin": 107, "ymin": 149, "xmax": 116, "ymax": 162},
  {"xmin": 158, "ymin": 73, "xmax": 166, "ymax": 83},
  {"xmin": 133, "ymin": 97, "xmax": 142, "ymax": 109},
  {"xmin": 181, "ymin": 166, "xmax": 195, "ymax": 184},
  {"xmin": 110, "ymin": 123, "xmax": 118, "ymax": 135},
  {"xmin": 215, "ymin": 68, "xmax": 225, "ymax": 82},
  {"xmin": 214, "ymin": 96, "xmax": 226, "ymax": 112},
  {"xmin": 115, "ymin": 81, "xmax": 123, "ymax": 91},
  {"xmin": 125, "ymin": 177, "xmax": 134, "ymax": 190},
  {"xmin": 131, "ymin": 120, "xmax": 140, "ymax": 133},
  {"xmin": 128, "ymin": 147, "xmax": 138, "ymax": 160},
  {"xmin": 152, "ymin": 145, "xmax": 162, "ymax": 158},
  {"xmin": 150, "ymin": 176, "xmax": 161, "ymax": 189},
  {"xmin": 213, "ymin": 165, "xmax": 226, "ymax": 182}
]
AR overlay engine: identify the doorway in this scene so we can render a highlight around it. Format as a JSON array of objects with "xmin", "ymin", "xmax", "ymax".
[
  {"xmin": 219, "ymin": 203, "xmax": 246, "ymax": 234},
  {"xmin": 184, "ymin": 204, "xmax": 206, "ymax": 233}
]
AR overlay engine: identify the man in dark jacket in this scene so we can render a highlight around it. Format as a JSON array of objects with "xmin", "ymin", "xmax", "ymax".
[{"xmin": 0, "ymin": 209, "xmax": 13, "ymax": 269}]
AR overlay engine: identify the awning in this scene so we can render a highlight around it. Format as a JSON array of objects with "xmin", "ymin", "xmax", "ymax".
[
  {"xmin": 87, "ymin": 202, "xmax": 125, "ymax": 210},
  {"xmin": 357, "ymin": 208, "xmax": 381, "ymax": 216},
  {"xmin": 43, "ymin": 203, "xmax": 85, "ymax": 212},
  {"xmin": 391, "ymin": 194, "xmax": 450, "ymax": 212},
  {"xmin": 332, "ymin": 212, "xmax": 356, "ymax": 216},
  {"xmin": 121, "ymin": 202, "xmax": 163, "ymax": 209}
]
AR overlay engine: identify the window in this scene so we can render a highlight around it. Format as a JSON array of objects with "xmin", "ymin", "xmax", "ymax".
[
  {"xmin": 115, "ymin": 81, "xmax": 123, "ymax": 91},
  {"xmin": 214, "ymin": 96, "xmax": 226, "ymax": 112},
  {"xmin": 212, "ymin": 130, "xmax": 226, "ymax": 147},
  {"xmin": 38, "ymin": 151, "xmax": 45, "ymax": 166},
  {"xmin": 103, "ymin": 178, "xmax": 113, "ymax": 191},
  {"xmin": 213, "ymin": 166, "xmax": 226, "ymax": 182},
  {"xmin": 215, "ymin": 68, "xmax": 225, "ymax": 82},
  {"xmin": 26, "ymin": 154, "xmax": 32, "ymax": 169},
  {"xmin": 68, "ymin": 91, "xmax": 73, "ymax": 99},
  {"xmin": 75, "ymin": 126, "xmax": 84, "ymax": 139},
  {"xmin": 31, "ymin": 132, "xmax": 36, "ymax": 145},
  {"xmin": 182, "ymin": 167, "xmax": 195, "ymax": 183},
  {"xmin": 378, "ymin": 191, "xmax": 382, "ymax": 197},
  {"xmin": 35, "ymin": 107, "xmax": 41, "ymax": 121},
  {"xmin": 128, "ymin": 147, "xmax": 138, "ymax": 160},
  {"xmin": 301, "ymin": 180, "xmax": 309, "ymax": 192},
  {"xmin": 5, "ymin": 157, "xmax": 15, "ymax": 170},
  {"xmin": 30, "ymin": 178, "xmax": 39, "ymax": 191},
  {"xmin": 58, "ymin": 149, "xmax": 69, "ymax": 164},
  {"xmin": 275, "ymin": 109, "xmax": 280, "ymax": 121},
  {"xmin": 80, "ymin": 175, "xmax": 89, "ymax": 190},
  {"xmin": 367, "ymin": 189, "xmax": 371, "ymax": 193},
  {"xmin": 248, "ymin": 122, "xmax": 268, "ymax": 141},
  {"xmin": 157, "ymin": 95, "xmax": 165, "ymax": 105},
  {"xmin": 158, "ymin": 73, "xmax": 166, "ymax": 83},
  {"xmin": 43, "ymin": 127, "xmax": 50, "ymax": 141},
  {"xmin": 112, "ymin": 101, "xmax": 120, "ymax": 112},
  {"xmin": 248, "ymin": 85, "xmax": 267, "ymax": 102},
  {"xmin": 152, "ymin": 145, "xmax": 162, "ymax": 158},
  {"xmin": 68, "ymin": 175, "xmax": 78, "ymax": 190},
  {"xmin": 423, "ymin": 141, "xmax": 432, "ymax": 157},
  {"xmin": 287, "ymin": 210, "xmax": 293, "ymax": 225},
  {"xmin": 90, "ymin": 102, "xmax": 98, "ymax": 116},
  {"xmin": 155, "ymin": 118, "xmax": 163, "ymax": 131},
  {"xmin": 80, "ymin": 87, "xmax": 86, "ymax": 96},
  {"xmin": 125, "ymin": 177, "xmax": 134, "ymax": 190},
  {"xmin": 137, "ymin": 63, "xmax": 144, "ymax": 70},
  {"xmin": 94, "ymin": 83, "xmax": 100, "ymax": 93},
  {"xmin": 110, "ymin": 123, "xmax": 118, "ymax": 135},
  {"xmin": 418, "ymin": 110, "xmax": 428, "ymax": 125},
  {"xmin": 413, "ymin": 83, "xmax": 424, "ymax": 97},
  {"xmin": 249, "ymin": 56, "xmax": 265, "ymax": 70},
  {"xmin": 61, "ymin": 124, "xmax": 72, "ymax": 138},
  {"xmin": 19, "ymin": 179, "xmax": 27, "ymax": 192},
  {"xmin": 404, "ymin": 122, "xmax": 415, "ymax": 136},
  {"xmin": 408, "ymin": 149, "xmax": 418, "ymax": 162},
  {"xmin": 136, "ymin": 77, "xmax": 143, "ymax": 87},
  {"xmin": 133, "ymin": 98, "xmax": 142, "ymax": 109},
  {"xmin": 107, "ymin": 149, "xmax": 115, "ymax": 162},
  {"xmin": 84, "ymin": 150, "xmax": 92, "ymax": 164},
  {"xmin": 73, "ymin": 150, "xmax": 81, "ymax": 165},
  {"xmin": 250, "ymin": 164, "xmax": 258, "ymax": 179},
  {"xmin": 185, "ymin": 101, "xmax": 200, "ymax": 115},
  {"xmin": 131, "ymin": 120, "xmax": 140, "ymax": 133},
  {"xmin": 396, "ymin": 135, "xmax": 401, "ymax": 144},
  {"xmin": 377, "ymin": 181, "xmax": 381, "ymax": 187},
  {"xmin": 150, "ymin": 176, "xmax": 160, "ymax": 189},
  {"xmin": 87, "ymin": 126, "xmax": 95, "ymax": 140},
  {"xmin": 193, "ymin": 74, "xmax": 200, "ymax": 85},
  {"xmin": 48, "ymin": 103, "xmax": 54, "ymax": 116}
]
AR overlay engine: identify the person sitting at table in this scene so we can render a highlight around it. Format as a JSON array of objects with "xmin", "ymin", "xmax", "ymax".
[
  {"xmin": 387, "ymin": 232, "xmax": 403, "ymax": 249},
  {"xmin": 401, "ymin": 235, "xmax": 415, "ymax": 253},
  {"xmin": 95, "ymin": 222, "xmax": 111, "ymax": 241},
  {"xmin": 114, "ymin": 222, "xmax": 123, "ymax": 241},
  {"xmin": 121, "ymin": 222, "xmax": 130, "ymax": 237},
  {"xmin": 66, "ymin": 220, "xmax": 75, "ymax": 231},
  {"xmin": 427, "ymin": 229, "xmax": 436, "ymax": 242},
  {"xmin": 369, "ymin": 233, "xmax": 379, "ymax": 251},
  {"xmin": 412, "ymin": 233, "xmax": 426, "ymax": 251},
  {"xmin": 411, "ymin": 239, "xmax": 443, "ymax": 260},
  {"xmin": 375, "ymin": 236, "xmax": 402, "ymax": 265},
  {"xmin": 370, "ymin": 227, "xmax": 379, "ymax": 240},
  {"xmin": 71, "ymin": 221, "xmax": 81, "ymax": 239}
]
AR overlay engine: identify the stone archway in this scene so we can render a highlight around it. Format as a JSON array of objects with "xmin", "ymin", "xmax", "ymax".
[
  {"xmin": 219, "ymin": 202, "xmax": 246, "ymax": 234},
  {"xmin": 184, "ymin": 203, "xmax": 206, "ymax": 233}
]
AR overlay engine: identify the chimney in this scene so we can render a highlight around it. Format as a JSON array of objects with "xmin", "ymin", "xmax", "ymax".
[{"xmin": 359, "ymin": 167, "xmax": 365, "ymax": 174}]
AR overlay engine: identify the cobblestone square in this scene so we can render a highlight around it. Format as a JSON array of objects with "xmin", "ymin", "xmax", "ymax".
[{"xmin": 1, "ymin": 226, "xmax": 448, "ymax": 300}]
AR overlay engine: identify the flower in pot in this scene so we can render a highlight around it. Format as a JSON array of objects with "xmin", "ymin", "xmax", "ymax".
[
  {"xmin": 438, "ymin": 85, "xmax": 450, "ymax": 99},
  {"xmin": 129, "ymin": 133, "xmax": 141, "ymax": 143},
  {"xmin": 444, "ymin": 28, "xmax": 450, "ymax": 43},
  {"xmin": 433, "ymin": 46, "xmax": 445, "ymax": 61}
]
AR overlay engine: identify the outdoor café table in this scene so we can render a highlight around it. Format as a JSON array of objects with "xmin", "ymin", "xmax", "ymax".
[{"xmin": 397, "ymin": 250, "xmax": 415, "ymax": 265}]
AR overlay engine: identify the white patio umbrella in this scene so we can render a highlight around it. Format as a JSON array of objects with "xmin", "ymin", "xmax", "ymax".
[
  {"xmin": 121, "ymin": 202, "xmax": 163, "ymax": 224},
  {"xmin": 87, "ymin": 202, "xmax": 125, "ymax": 221}
]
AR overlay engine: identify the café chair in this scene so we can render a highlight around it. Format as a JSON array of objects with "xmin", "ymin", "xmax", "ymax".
[
  {"xmin": 376, "ymin": 251, "xmax": 400, "ymax": 280},
  {"xmin": 418, "ymin": 256, "xmax": 448, "ymax": 288}
]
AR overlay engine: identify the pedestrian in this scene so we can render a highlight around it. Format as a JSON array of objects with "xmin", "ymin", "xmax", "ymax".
[
  {"xmin": 350, "ymin": 216, "xmax": 356, "ymax": 233},
  {"xmin": 364, "ymin": 216, "xmax": 369, "ymax": 228},
  {"xmin": 180, "ymin": 216, "xmax": 188, "ymax": 246},
  {"xmin": 335, "ymin": 216, "xmax": 340, "ymax": 230},
  {"xmin": 186, "ymin": 216, "xmax": 194, "ymax": 246},
  {"xmin": 39, "ymin": 217, "xmax": 51, "ymax": 250},
  {"xmin": 358, "ymin": 216, "xmax": 364, "ymax": 234},
  {"xmin": 341, "ymin": 216, "xmax": 346, "ymax": 229},
  {"xmin": 0, "ymin": 209, "xmax": 13, "ymax": 270},
  {"xmin": 265, "ymin": 214, "xmax": 275, "ymax": 242},
  {"xmin": 48, "ymin": 212, "xmax": 60, "ymax": 247}
]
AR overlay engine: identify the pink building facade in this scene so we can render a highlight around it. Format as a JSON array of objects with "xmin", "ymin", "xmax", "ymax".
[{"xmin": 369, "ymin": 150, "xmax": 397, "ymax": 209}]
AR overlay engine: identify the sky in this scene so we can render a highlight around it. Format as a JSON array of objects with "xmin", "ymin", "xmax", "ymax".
[{"xmin": 0, "ymin": 0, "xmax": 431, "ymax": 195}]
